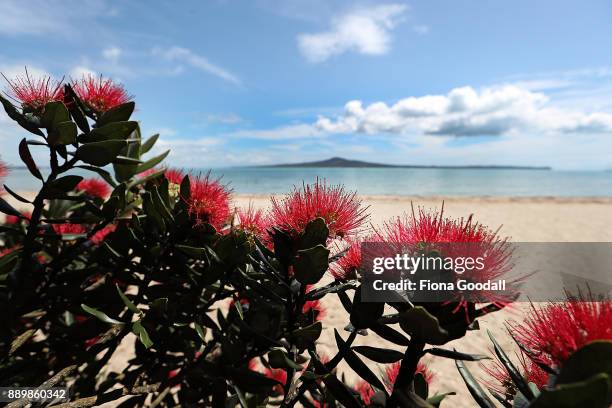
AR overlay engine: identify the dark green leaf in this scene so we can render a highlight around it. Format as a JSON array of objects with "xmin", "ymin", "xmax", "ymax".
[
  {"xmin": 555, "ymin": 340, "xmax": 612, "ymax": 385},
  {"xmin": 529, "ymin": 373, "xmax": 609, "ymax": 408},
  {"xmin": 76, "ymin": 139, "xmax": 127, "ymax": 166},
  {"xmin": 334, "ymin": 330, "xmax": 387, "ymax": 395},
  {"xmin": 426, "ymin": 392, "xmax": 456, "ymax": 407},
  {"xmin": 322, "ymin": 372, "xmax": 361, "ymax": 408},
  {"xmin": 43, "ymin": 175, "xmax": 83, "ymax": 198},
  {"xmin": 18, "ymin": 138, "xmax": 42, "ymax": 180},
  {"xmin": 352, "ymin": 346, "xmax": 404, "ymax": 363},
  {"xmin": 86, "ymin": 121, "xmax": 138, "ymax": 143},
  {"xmin": 132, "ymin": 321, "xmax": 153, "ymax": 348},
  {"xmin": 293, "ymin": 244, "xmax": 330, "ymax": 285},
  {"xmin": 97, "ymin": 102, "xmax": 135, "ymax": 126},
  {"xmin": 3, "ymin": 184, "xmax": 31, "ymax": 203},
  {"xmin": 456, "ymin": 359, "xmax": 496, "ymax": 408},
  {"xmin": 140, "ymin": 133, "xmax": 159, "ymax": 154},
  {"xmin": 81, "ymin": 304, "xmax": 123, "ymax": 325},
  {"xmin": 48, "ymin": 121, "xmax": 77, "ymax": 145},
  {"xmin": 414, "ymin": 372, "xmax": 429, "ymax": 399},
  {"xmin": 75, "ymin": 165, "xmax": 117, "ymax": 187},
  {"xmin": 488, "ymin": 330, "xmax": 535, "ymax": 400},
  {"xmin": 268, "ymin": 348, "xmax": 303, "ymax": 370},
  {"xmin": 116, "ymin": 284, "xmax": 140, "ymax": 314},
  {"xmin": 0, "ymin": 93, "xmax": 45, "ymax": 136},
  {"xmin": 426, "ymin": 347, "xmax": 490, "ymax": 361},
  {"xmin": 291, "ymin": 321, "xmax": 322, "ymax": 349},
  {"xmin": 299, "ymin": 217, "xmax": 329, "ymax": 249},
  {"xmin": 0, "ymin": 196, "xmax": 22, "ymax": 217},
  {"xmin": 41, "ymin": 101, "xmax": 70, "ymax": 128},
  {"xmin": 135, "ymin": 150, "xmax": 169, "ymax": 174},
  {"xmin": 399, "ymin": 307, "xmax": 449, "ymax": 345}
]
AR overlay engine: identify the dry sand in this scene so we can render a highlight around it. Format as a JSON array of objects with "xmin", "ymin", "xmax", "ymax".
[{"xmin": 5, "ymin": 192, "xmax": 612, "ymax": 407}]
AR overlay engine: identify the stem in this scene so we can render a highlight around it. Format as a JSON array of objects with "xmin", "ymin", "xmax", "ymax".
[{"xmin": 388, "ymin": 338, "xmax": 426, "ymax": 407}]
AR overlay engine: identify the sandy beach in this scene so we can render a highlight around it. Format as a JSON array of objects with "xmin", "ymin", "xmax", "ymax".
[{"xmin": 4, "ymin": 192, "xmax": 612, "ymax": 407}]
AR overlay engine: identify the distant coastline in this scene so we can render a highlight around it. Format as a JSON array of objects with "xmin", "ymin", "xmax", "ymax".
[{"xmin": 260, "ymin": 157, "xmax": 551, "ymax": 170}]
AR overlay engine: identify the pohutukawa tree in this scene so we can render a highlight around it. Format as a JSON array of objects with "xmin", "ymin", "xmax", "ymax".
[{"xmin": 0, "ymin": 70, "xmax": 610, "ymax": 408}]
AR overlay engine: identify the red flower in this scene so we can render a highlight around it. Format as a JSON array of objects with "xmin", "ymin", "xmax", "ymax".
[
  {"xmin": 5, "ymin": 212, "xmax": 30, "ymax": 225},
  {"xmin": 263, "ymin": 367, "xmax": 287, "ymax": 395},
  {"xmin": 511, "ymin": 294, "xmax": 612, "ymax": 368},
  {"xmin": 302, "ymin": 299, "xmax": 325, "ymax": 321},
  {"xmin": 91, "ymin": 224, "xmax": 116, "ymax": 245},
  {"xmin": 76, "ymin": 178, "xmax": 110, "ymax": 199},
  {"xmin": 84, "ymin": 336, "xmax": 100, "ymax": 349},
  {"xmin": 271, "ymin": 180, "xmax": 368, "ymax": 238},
  {"xmin": 330, "ymin": 237, "xmax": 367, "ymax": 281},
  {"xmin": 53, "ymin": 223, "xmax": 87, "ymax": 235},
  {"xmin": 236, "ymin": 205, "xmax": 269, "ymax": 237},
  {"xmin": 354, "ymin": 380, "xmax": 376, "ymax": 404},
  {"xmin": 376, "ymin": 207, "xmax": 516, "ymax": 311},
  {"xmin": 3, "ymin": 70, "xmax": 63, "ymax": 113},
  {"xmin": 165, "ymin": 168, "xmax": 185, "ymax": 185},
  {"xmin": 72, "ymin": 74, "xmax": 132, "ymax": 113},
  {"xmin": 482, "ymin": 352, "xmax": 548, "ymax": 397},
  {"xmin": 384, "ymin": 361, "xmax": 434, "ymax": 392},
  {"xmin": 186, "ymin": 173, "xmax": 231, "ymax": 229}
]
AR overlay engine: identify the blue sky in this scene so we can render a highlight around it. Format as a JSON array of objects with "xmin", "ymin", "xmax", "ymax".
[{"xmin": 1, "ymin": 0, "xmax": 611, "ymax": 169}]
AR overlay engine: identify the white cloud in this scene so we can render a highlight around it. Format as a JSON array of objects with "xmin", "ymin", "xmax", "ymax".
[
  {"xmin": 297, "ymin": 4, "xmax": 408, "ymax": 63},
  {"xmin": 206, "ymin": 113, "xmax": 243, "ymax": 125},
  {"xmin": 102, "ymin": 46, "xmax": 122, "ymax": 63},
  {"xmin": 69, "ymin": 65, "xmax": 97, "ymax": 78},
  {"xmin": 152, "ymin": 46, "xmax": 240, "ymax": 85},
  {"xmin": 314, "ymin": 85, "xmax": 612, "ymax": 136}
]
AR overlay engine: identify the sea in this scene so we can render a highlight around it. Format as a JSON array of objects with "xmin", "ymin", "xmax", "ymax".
[{"xmin": 4, "ymin": 167, "xmax": 612, "ymax": 197}]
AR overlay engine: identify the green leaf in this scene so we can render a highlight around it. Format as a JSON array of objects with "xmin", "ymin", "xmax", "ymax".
[
  {"xmin": 81, "ymin": 304, "xmax": 123, "ymax": 325},
  {"xmin": 0, "ymin": 196, "xmax": 22, "ymax": 217},
  {"xmin": 0, "ymin": 248, "xmax": 20, "ymax": 274},
  {"xmin": 399, "ymin": 307, "xmax": 449, "ymax": 345},
  {"xmin": 42, "ymin": 175, "xmax": 83, "ymax": 198},
  {"xmin": 334, "ymin": 329, "xmax": 387, "ymax": 395},
  {"xmin": 426, "ymin": 392, "xmax": 456, "ymax": 407},
  {"xmin": 135, "ymin": 150, "xmax": 170, "ymax": 174},
  {"xmin": 555, "ymin": 340, "xmax": 612, "ymax": 385},
  {"xmin": 113, "ymin": 155, "xmax": 142, "ymax": 165},
  {"xmin": 227, "ymin": 367, "xmax": 281, "ymax": 394},
  {"xmin": 132, "ymin": 321, "xmax": 153, "ymax": 349},
  {"xmin": 75, "ymin": 165, "xmax": 117, "ymax": 187},
  {"xmin": 86, "ymin": 121, "xmax": 138, "ymax": 143},
  {"xmin": 97, "ymin": 102, "xmax": 135, "ymax": 126},
  {"xmin": 456, "ymin": 359, "xmax": 496, "ymax": 408},
  {"xmin": 0, "ymin": 93, "xmax": 44, "ymax": 136},
  {"xmin": 140, "ymin": 133, "xmax": 159, "ymax": 154},
  {"xmin": 3, "ymin": 184, "xmax": 31, "ymax": 204},
  {"xmin": 426, "ymin": 347, "xmax": 490, "ymax": 361},
  {"xmin": 48, "ymin": 121, "xmax": 77, "ymax": 145},
  {"xmin": 194, "ymin": 323, "xmax": 206, "ymax": 342},
  {"xmin": 530, "ymin": 373, "xmax": 609, "ymax": 408},
  {"xmin": 299, "ymin": 217, "xmax": 329, "ymax": 249},
  {"xmin": 18, "ymin": 138, "xmax": 43, "ymax": 180},
  {"xmin": 488, "ymin": 330, "xmax": 535, "ymax": 400},
  {"xmin": 175, "ymin": 244, "xmax": 211, "ymax": 258},
  {"xmin": 350, "ymin": 286, "xmax": 384, "ymax": 330},
  {"xmin": 293, "ymin": 244, "xmax": 330, "ymax": 285},
  {"xmin": 268, "ymin": 348, "xmax": 303, "ymax": 370},
  {"xmin": 116, "ymin": 284, "xmax": 140, "ymax": 314},
  {"xmin": 322, "ymin": 372, "xmax": 361, "ymax": 408},
  {"xmin": 291, "ymin": 321, "xmax": 322, "ymax": 349},
  {"xmin": 76, "ymin": 139, "xmax": 127, "ymax": 166},
  {"xmin": 352, "ymin": 346, "xmax": 404, "ymax": 363},
  {"xmin": 41, "ymin": 101, "xmax": 70, "ymax": 128}
]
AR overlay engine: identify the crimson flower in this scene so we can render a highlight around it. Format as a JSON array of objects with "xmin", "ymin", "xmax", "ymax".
[
  {"xmin": 354, "ymin": 380, "xmax": 376, "ymax": 404},
  {"xmin": 3, "ymin": 70, "xmax": 63, "ymax": 113},
  {"xmin": 76, "ymin": 178, "xmax": 110, "ymax": 199},
  {"xmin": 329, "ymin": 237, "xmax": 369, "ymax": 281},
  {"xmin": 236, "ymin": 205, "xmax": 269, "ymax": 237},
  {"xmin": 91, "ymin": 224, "xmax": 116, "ymax": 245},
  {"xmin": 0, "ymin": 160, "xmax": 7, "ymax": 182},
  {"xmin": 5, "ymin": 212, "xmax": 30, "ymax": 225},
  {"xmin": 384, "ymin": 361, "xmax": 434, "ymax": 392},
  {"xmin": 53, "ymin": 223, "xmax": 87, "ymax": 235},
  {"xmin": 187, "ymin": 173, "xmax": 231, "ymax": 229},
  {"xmin": 271, "ymin": 180, "xmax": 368, "ymax": 238},
  {"xmin": 302, "ymin": 299, "xmax": 325, "ymax": 321},
  {"xmin": 510, "ymin": 294, "xmax": 612, "ymax": 368},
  {"xmin": 377, "ymin": 207, "xmax": 517, "ymax": 311},
  {"xmin": 482, "ymin": 352, "xmax": 548, "ymax": 397},
  {"xmin": 263, "ymin": 367, "xmax": 287, "ymax": 395},
  {"xmin": 72, "ymin": 74, "xmax": 132, "ymax": 113},
  {"xmin": 164, "ymin": 168, "xmax": 185, "ymax": 185}
]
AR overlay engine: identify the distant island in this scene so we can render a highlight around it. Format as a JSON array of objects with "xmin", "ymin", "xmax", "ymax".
[{"xmin": 263, "ymin": 157, "xmax": 551, "ymax": 170}]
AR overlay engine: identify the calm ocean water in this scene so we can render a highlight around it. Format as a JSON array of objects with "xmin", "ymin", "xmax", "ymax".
[{"xmin": 4, "ymin": 167, "xmax": 612, "ymax": 197}]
